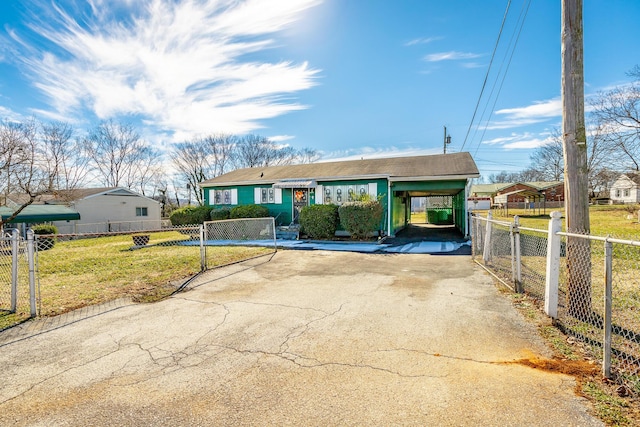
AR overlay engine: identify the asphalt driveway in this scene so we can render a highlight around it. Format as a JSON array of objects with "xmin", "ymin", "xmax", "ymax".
[{"xmin": 0, "ymin": 250, "xmax": 601, "ymax": 426}]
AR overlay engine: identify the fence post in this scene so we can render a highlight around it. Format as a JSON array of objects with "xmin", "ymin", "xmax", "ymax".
[
  {"xmin": 544, "ymin": 211, "xmax": 562, "ymax": 318},
  {"xmin": 483, "ymin": 211, "xmax": 493, "ymax": 264},
  {"xmin": 26, "ymin": 230, "xmax": 37, "ymax": 317},
  {"xmin": 200, "ymin": 224, "xmax": 206, "ymax": 271},
  {"xmin": 11, "ymin": 229, "xmax": 19, "ymax": 313},
  {"xmin": 603, "ymin": 239, "xmax": 613, "ymax": 379},
  {"xmin": 512, "ymin": 216, "xmax": 522, "ymax": 293}
]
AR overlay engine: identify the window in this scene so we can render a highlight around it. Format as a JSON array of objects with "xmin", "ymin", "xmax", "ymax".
[
  {"xmin": 320, "ymin": 184, "xmax": 375, "ymax": 205},
  {"xmin": 616, "ymin": 189, "xmax": 621, "ymax": 198},
  {"xmin": 136, "ymin": 207, "xmax": 148, "ymax": 217},
  {"xmin": 254, "ymin": 188, "xmax": 282, "ymax": 204},
  {"xmin": 261, "ymin": 188, "xmax": 274, "ymax": 203},
  {"xmin": 211, "ymin": 189, "xmax": 238, "ymax": 205},
  {"xmin": 624, "ymin": 189, "xmax": 630, "ymax": 197}
]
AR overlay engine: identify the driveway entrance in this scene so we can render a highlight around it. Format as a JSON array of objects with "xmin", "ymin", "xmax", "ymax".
[{"xmin": 0, "ymin": 251, "xmax": 601, "ymax": 426}]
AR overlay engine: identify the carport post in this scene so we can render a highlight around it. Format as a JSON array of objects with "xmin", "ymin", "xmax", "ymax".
[
  {"xmin": 11, "ymin": 228, "xmax": 19, "ymax": 312},
  {"xmin": 544, "ymin": 211, "xmax": 562, "ymax": 318},
  {"xmin": 482, "ymin": 211, "xmax": 493, "ymax": 264}
]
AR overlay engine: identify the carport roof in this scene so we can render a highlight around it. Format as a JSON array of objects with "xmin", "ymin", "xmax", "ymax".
[
  {"xmin": 0, "ymin": 205, "xmax": 80, "ymax": 223},
  {"xmin": 201, "ymin": 152, "xmax": 479, "ymax": 187}
]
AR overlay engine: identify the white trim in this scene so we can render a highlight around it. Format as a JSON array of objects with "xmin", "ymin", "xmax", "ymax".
[
  {"xmin": 316, "ymin": 185, "xmax": 324, "ymax": 204},
  {"xmin": 230, "ymin": 189, "xmax": 238, "ymax": 205},
  {"xmin": 368, "ymin": 182, "xmax": 377, "ymax": 199},
  {"xmin": 274, "ymin": 188, "xmax": 282, "ymax": 204},
  {"xmin": 254, "ymin": 188, "xmax": 261, "ymax": 204},
  {"xmin": 388, "ymin": 174, "xmax": 480, "ymax": 182}
]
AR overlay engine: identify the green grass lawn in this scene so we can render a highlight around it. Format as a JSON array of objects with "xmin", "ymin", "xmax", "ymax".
[
  {"xmin": 471, "ymin": 205, "xmax": 640, "ymax": 238},
  {"xmin": 1, "ymin": 231, "xmax": 271, "ymax": 330}
]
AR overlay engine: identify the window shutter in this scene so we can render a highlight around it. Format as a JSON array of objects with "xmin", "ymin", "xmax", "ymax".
[
  {"xmin": 209, "ymin": 189, "xmax": 216, "ymax": 204},
  {"xmin": 368, "ymin": 182, "xmax": 378, "ymax": 199},
  {"xmin": 316, "ymin": 185, "xmax": 323, "ymax": 204},
  {"xmin": 254, "ymin": 188, "xmax": 261, "ymax": 204},
  {"xmin": 230, "ymin": 189, "xmax": 238, "ymax": 205},
  {"xmin": 274, "ymin": 188, "xmax": 282, "ymax": 204}
]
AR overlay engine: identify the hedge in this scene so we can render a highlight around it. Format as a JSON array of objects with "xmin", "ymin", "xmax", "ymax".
[
  {"xmin": 210, "ymin": 207, "xmax": 231, "ymax": 221},
  {"xmin": 338, "ymin": 200, "xmax": 384, "ymax": 240},
  {"xmin": 299, "ymin": 204, "xmax": 339, "ymax": 239},
  {"xmin": 229, "ymin": 204, "xmax": 269, "ymax": 219},
  {"xmin": 169, "ymin": 205, "xmax": 213, "ymax": 225},
  {"xmin": 31, "ymin": 224, "xmax": 58, "ymax": 250}
]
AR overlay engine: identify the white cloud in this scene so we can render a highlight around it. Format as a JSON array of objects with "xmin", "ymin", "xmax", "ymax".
[
  {"xmin": 14, "ymin": 0, "xmax": 322, "ymax": 140},
  {"xmin": 320, "ymin": 146, "xmax": 442, "ymax": 162},
  {"xmin": 405, "ymin": 36, "xmax": 443, "ymax": 47},
  {"xmin": 482, "ymin": 132, "xmax": 553, "ymax": 150},
  {"xmin": 268, "ymin": 134, "xmax": 295, "ymax": 142},
  {"xmin": 424, "ymin": 51, "xmax": 483, "ymax": 62},
  {"xmin": 486, "ymin": 98, "xmax": 562, "ymax": 130}
]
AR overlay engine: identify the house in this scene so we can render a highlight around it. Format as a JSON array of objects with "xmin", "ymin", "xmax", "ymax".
[
  {"xmin": 199, "ymin": 152, "xmax": 480, "ymax": 237},
  {"xmin": 3, "ymin": 188, "xmax": 162, "ymax": 234},
  {"xmin": 470, "ymin": 181, "xmax": 565, "ymax": 211},
  {"xmin": 610, "ymin": 173, "xmax": 640, "ymax": 204}
]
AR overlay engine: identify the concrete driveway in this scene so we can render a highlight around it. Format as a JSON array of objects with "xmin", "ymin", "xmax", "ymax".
[{"xmin": 0, "ymin": 250, "xmax": 601, "ymax": 426}]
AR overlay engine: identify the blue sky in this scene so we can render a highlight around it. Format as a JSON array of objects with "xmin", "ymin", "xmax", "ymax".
[{"xmin": 1, "ymin": 0, "xmax": 639, "ymax": 179}]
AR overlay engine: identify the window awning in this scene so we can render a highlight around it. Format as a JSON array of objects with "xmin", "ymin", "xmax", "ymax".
[
  {"xmin": 0, "ymin": 205, "xmax": 81, "ymax": 223},
  {"xmin": 272, "ymin": 180, "xmax": 317, "ymax": 189}
]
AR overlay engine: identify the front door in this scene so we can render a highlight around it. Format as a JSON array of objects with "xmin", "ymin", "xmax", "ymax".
[{"xmin": 292, "ymin": 189, "xmax": 309, "ymax": 224}]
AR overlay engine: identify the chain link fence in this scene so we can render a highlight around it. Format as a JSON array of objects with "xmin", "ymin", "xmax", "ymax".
[
  {"xmin": 1, "ymin": 220, "xmax": 274, "ymax": 330},
  {"xmin": 0, "ymin": 231, "xmax": 35, "ymax": 326},
  {"xmin": 471, "ymin": 213, "xmax": 640, "ymax": 395},
  {"xmin": 203, "ymin": 218, "xmax": 276, "ymax": 270}
]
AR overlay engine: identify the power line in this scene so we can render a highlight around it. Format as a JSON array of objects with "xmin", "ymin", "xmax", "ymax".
[
  {"xmin": 460, "ymin": 0, "xmax": 512, "ymax": 151},
  {"xmin": 473, "ymin": 0, "xmax": 532, "ymax": 157}
]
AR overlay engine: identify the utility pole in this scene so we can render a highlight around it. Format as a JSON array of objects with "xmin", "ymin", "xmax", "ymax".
[
  {"xmin": 443, "ymin": 126, "xmax": 451, "ymax": 154},
  {"xmin": 562, "ymin": 0, "xmax": 591, "ymax": 318}
]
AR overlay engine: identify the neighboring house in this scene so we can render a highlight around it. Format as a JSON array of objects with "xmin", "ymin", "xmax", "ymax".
[
  {"xmin": 610, "ymin": 173, "xmax": 640, "ymax": 204},
  {"xmin": 3, "ymin": 188, "xmax": 162, "ymax": 234},
  {"xmin": 199, "ymin": 152, "xmax": 480, "ymax": 237},
  {"xmin": 470, "ymin": 181, "xmax": 565, "ymax": 209}
]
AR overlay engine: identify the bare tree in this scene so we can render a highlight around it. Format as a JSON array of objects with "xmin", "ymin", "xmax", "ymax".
[
  {"xmin": 591, "ymin": 65, "xmax": 640, "ymax": 171},
  {"xmin": 233, "ymin": 134, "xmax": 298, "ymax": 168},
  {"xmin": 529, "ymin": 131, "xmax": 564, "ymax": 181},
  {"xmin": 83, "ymin": 120, "xmax": 160, "ymax": 193},
  {"xmin": 295, "ymin": 147, "xmax": 322, "ymax": 164},
  {"xmin": 40, "ymin": 121, "xmax": 90, "ymax": 191},
  {"xmin": 0, "ymin": 118, "xmax": 72, "ymax": 228},
  {"xmin": 204, "ymin": 133, "xmax": 236, "ymax": 177},
  {"xmin": 171, "ymin": 139, "xmax": 213, "ymax": 206}
]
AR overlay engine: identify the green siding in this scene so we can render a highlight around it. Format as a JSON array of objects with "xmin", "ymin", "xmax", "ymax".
[{"xmin": 391, "ymin": 180, "xmax": 466, "ymax": 192}]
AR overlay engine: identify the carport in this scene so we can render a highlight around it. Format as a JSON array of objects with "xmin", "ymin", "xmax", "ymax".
[{"xmin": 389, "ymin": 177, "xmax": 472, "ymax": 238}]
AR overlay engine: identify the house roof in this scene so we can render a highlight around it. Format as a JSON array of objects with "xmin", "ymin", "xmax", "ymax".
[
  {"xmin": 3, "ymin": 187, "xmax": 158, "ymax": 207},
  {"xmin": 200, "ymin": 152, "xmax": 479, "ymax": 187},
  {"xmin": 0, "ymin": 205, "xmax": 80, "ymax": 224},
  {"xmin": 621, "ymin": 172, "xmax": 640, "ymax": 185},
  {"xmin": 470, "ymin": 181, "xmax": 563, "ymax": 196}
]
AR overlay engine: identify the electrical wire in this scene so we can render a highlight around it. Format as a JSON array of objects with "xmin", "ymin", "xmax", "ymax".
[
  {"xmin": 473, "ymin": 0, "xmax": 533, "ymax": 157},
  {"xmin": 460, "ymin": 0, "xmax": 512, "ymax": 151}
]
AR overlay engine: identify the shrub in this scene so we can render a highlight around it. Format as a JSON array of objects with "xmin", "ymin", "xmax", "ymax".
[
  {"xmin": 210, "ymin": 207, "xmax": 231, "ymax": 221},
  {"xmin": 300, "ymin": 204, "xmax": 339, "ymax": 239},
  {"xmin": 31, "ymin": 224, "xmax": 58, "ymax": 250},
  {"xmin": 230, "ymin": 204, "xmax": 269, "ymax": 219},
  {"xmin": 169, "ymin": 205, "xmax": 213, "ymax": 225},
  {"xmin": 338, "ymin": 200, "xmax": 384, "ymax": 240}
]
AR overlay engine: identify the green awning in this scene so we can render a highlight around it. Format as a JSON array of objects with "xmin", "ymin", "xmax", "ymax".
[{"xmin": 0, "ymin": 205, "xmax": 80, "ymax": 223}]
